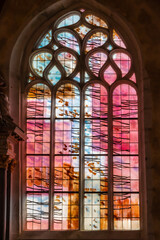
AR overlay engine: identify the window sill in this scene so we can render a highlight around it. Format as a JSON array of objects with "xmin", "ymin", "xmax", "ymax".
[{"xmin": 19, "ymin": 230, "xmax": 142, "ymax": 240}]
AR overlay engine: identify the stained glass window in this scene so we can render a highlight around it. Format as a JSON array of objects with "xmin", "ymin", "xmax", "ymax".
[{"xmin": 25, "ymin": 8, "xmax": 140, "ymax": 232}]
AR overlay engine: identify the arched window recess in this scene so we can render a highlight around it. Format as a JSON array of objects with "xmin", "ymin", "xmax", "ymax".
[{"xmin": 23, "ymin": 6, "xmax": 142, "ymax": 237}]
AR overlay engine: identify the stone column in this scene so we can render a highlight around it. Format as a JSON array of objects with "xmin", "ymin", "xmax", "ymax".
[
  {"xmin": 0, "ymin": 126, "xmax": 25, "ymax": 240},
  {"xmin": 0, "ymin": 73, "xmax": 26, "ymax": 240},
  {"xmin": 0, "ymin": 132, "xmax": 13, "ymax": 240},
  {"xmin": 0, "ymin": 127, "xmax": 25, "ymax": 240},
  {"xmin": 0, "ymin": 133, "xmax": 16, "ymax": 240},
  {"xmin": 0, "ymin": 155, "xmax": 9, "ymax": 240},
  {"xmin": 6, "ymin": 159, "xmax": 16, "ymax": 240}
]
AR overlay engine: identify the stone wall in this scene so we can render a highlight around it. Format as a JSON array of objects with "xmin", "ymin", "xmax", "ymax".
[{"xmin": 0, "ymin": 0, "xmax": 160, "ymax": 239}]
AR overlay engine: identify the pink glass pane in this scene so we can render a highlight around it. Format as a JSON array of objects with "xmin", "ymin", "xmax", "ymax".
[
  {"xmin": 27, "ymin": 120, "xmax": 50, "ymax": 154},
  {"xmin": 27, "ymin": 155, "xmax": 50, "ymax": 167},
  {"xmin": 26, "ymin": 84, "xmax": 51, "ymax": 230},
  {"xmin": 86, "ymin": 32, "xmax": 108, "ymax": 52},
  {"xmin": 104, "ymin": 66, "xmax": 117, "ymax": 85},
  {"xmin": 55, "ymin": 120, "xmax": 79, "ymax": 155},
  {"xmin": 113, "ymin": 84, "xmax": 139, "ymax": 230},
  {"xmin": 113, "ymin": 119, "xmax": 138, "ymax": 156},
  {"xmin": 113, "ymin": 53, "xmax": 131, "ymax": 77},
  {"xmin": 53, "ymin": 84, "xmax": 80, "ymax": 230},
  {"xmin": 113, "ymin": 84, "xmax": 138, "ymax": 119},
  {"xmin": 84, "ymin": 84, "xmax": 108, "ymax": 230},
  {"xmin": 113, "ymin": 30, "xmax": 126, "ymax": 48},
  {"xmin": 130, "ymin": 73, "xmax": 136, "ymax": 83},
  {"xmin": 79, "ymin": 8, "xmax": 85, "ymax": 12},
  {"xmin": 88, "ymin": 52, "xmax": 107, "ymax": 76}
]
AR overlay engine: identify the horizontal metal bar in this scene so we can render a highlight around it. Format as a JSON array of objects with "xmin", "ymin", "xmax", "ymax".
[
  {"xmin": 26, "ymin": 191, "xmax": 49, "ymax": 194},
  {"xmin": 26, "ymin": 154, "xmax": 50, "ymax": 156}
]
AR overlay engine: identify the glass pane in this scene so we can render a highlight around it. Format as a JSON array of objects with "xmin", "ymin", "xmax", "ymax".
[
  {"xmin": 26, "ymin": 193, "xmax": 49, "ymax": 230},
  {"xmin": 26, "ymin": 84, "xmax": 51, "ymax": 230},
  {"xmin": 48, "ymin": 66, "xmax": 61, "ymax": 85},
  {"xmin": 84, "ymin": 72, "xmax": 90, "ymax": 83},
  {"xmin": 53, "ymin": 193, "xmax": 79, "ymax": 230},
  {"xmin": 31, "ymin": 52, "xmax": 52, "ymax": 77},
  {"xmin": 57, "ymin": 14, "xmax": 80, "ymax": 28},
  {"xmin": 113, "ymin": 84, "xmax": 138, "ymax": 119},
  {"xmin": 27, "ymin": 119, "xmax": 50, "ymax": 155},
  {"xmin": 88, "ymin": 52, "xmax": 107, "ymax": 76},
  {"xmin": 56, "ymin": 84, "xmax": 80, "ymax": 118},
  {"xmin": 86, "ymin": 32, "xmax": 108, "ymax": 52},
  {"xmin": 85, "ymin": 15, "xmax": 108, "ymax": 28},
  {"xmin": 73, "ymin": 72, "xmax": 80, "ymax": 82},
  {"xmin": 113, "ymin": 30, "xmax": 126, "ymax": 48},
  {"xmin": 103, "ymin": 65, "xmax": 117, "ymax": 85},
  {"xmin": 113, "ymin": 84, "xmax": 139, "ymax": 230},
  {"xmin": 74, "ymin": 24, "xmax": 90, "ymax": 39},
  {"xmin": 52, "ymin": 44, "xmax": 59, "ymax": 50},
  {"xmin": 53, "ymin": 84, "xmax": 80, "ymax": 230},
  {"xmin": 85, "ymin": 84, "xmax": 108, "ymax": 119},
  {"xmin": 84, "ymin": 84, "xmax": 108, "ymax": 230},
  {"xmin": 114, "ymin": 193, "xmax": 140, "ymax": 230},
  {"xmin": 130, "ymin": 73, "xmax": 136, "ymax": 83},
  {"xmin": 27, "ymin": 84, "xmax": 51, "ymax": 118},
  {"xmin": 55, "ymin": 120, "xmax": 80, "ymax": 155},
  {"xmin": 26, "ymin": 155, "xmax": 49, "ymax": 191},
  {"xmin": 56, "ymin": 32, "xmax": 80, "ymax": 54},
  {"xmin": 57, "ymin": 52, "xmax": 76, "ymax": 76},
  {"xmin": 28, "ymin": 73, "xmax": 36, "ymax": 83},
  {"xmin": 113, "ymin": 52, "xmax": 131, "ymax": 77},
  {"xmin": 84, "ymin": 193, "xmax": 108, "ymax": 230},
  {"xmin": 107, "ymin": 44, "xmax": 113, "ymax": 51},
  {"xmin": 79, "ymin": 8, "xmax": 85, "ymax": 12},
  {"xmin": 37, "ymin": 30, "xmax": 52, "ymax": 48}
]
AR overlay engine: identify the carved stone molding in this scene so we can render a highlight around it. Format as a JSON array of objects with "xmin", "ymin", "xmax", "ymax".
[
  {"xmin": 9, "ymin": 158, "xmax": 17, "ymax": 172},
  {"xmin": 0, "ymin": 134, "xmax": 16, "ymax": 169},
  {"xmin": 0, "ymin": 72, "xmax": 10, "ymax": 119},
  {"xmin": 0, "ymin": 125, "xmax": 25, "ymax": 169},
  {"xmin": 0, "ymin": 155, "xmax": 10, "ymax": 169}
]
